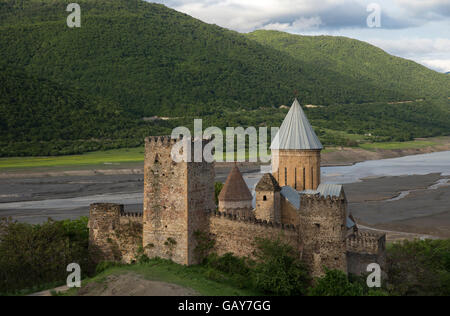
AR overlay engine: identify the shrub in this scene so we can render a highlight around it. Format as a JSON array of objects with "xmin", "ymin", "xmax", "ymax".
[
  {"xmin": 252, "ymin": 237, "xmax": 310, "ymax": 296},
  {"xmin": 308, "ymin": 269, "xmax": 365, "ymax": 296},
  {"xmin": 214, "ymin": 182, "xmax": 224, "ymax": 205},
  {"xmin": 386, "ymin": 239, "xmax": 450, "ymax": 296},
  {"xmin": 0, "ymin": 217, "xmax": 94, "ymax": 295}
]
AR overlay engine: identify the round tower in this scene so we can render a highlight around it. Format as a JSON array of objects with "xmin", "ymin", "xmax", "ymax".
[
  {"xmin": 271, "ymin": 99, "xmax": 322, "ymax": 191},
  {"xmin": 218, "ymin": 165, "xmax": 253, "ymax": 218}
]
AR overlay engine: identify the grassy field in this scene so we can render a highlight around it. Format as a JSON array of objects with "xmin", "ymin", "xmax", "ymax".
[
  {"xmin": 359, "ymin": 140, "xmax": 436, "ymax": 150},
  {"xmin": 63, "ymin": 259, "xmax": 261, "ymax": 296},
  {"xmin": 0, "ymin": 147, "xmax": 146, "ymax": 170}
]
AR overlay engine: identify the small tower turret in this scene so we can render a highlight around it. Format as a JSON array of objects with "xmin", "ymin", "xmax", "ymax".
[
  {"xmin": 218, "ymin": 165, "xmax": 253, "ymax": 218},
  {"xmin": 255, "ymin": 173, "xmax": 282, "ymax": 223}
]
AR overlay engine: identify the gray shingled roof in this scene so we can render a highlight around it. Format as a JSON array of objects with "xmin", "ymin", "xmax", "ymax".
[
  {"xmin": 271, "ymin": 99, "xmax": 323, "ymax": 150},
  {"xmin": 316, "ymin": 184, "xmax": 343, "ymax": 198},
  {"xmin": 280, "ymin": 186, "xmax": 301, "ymax": 209}
]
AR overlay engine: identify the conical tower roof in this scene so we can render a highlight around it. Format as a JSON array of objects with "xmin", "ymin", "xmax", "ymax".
[
  {"xmin": 271, "ymin": 99, "xmax": 323, "ymax": 150},
  {"xmin": 219, "ymin": 165, "xmax": 253, "ymax": 202},
  {"xmin": 256, "ymin": 173, "xmax": 281, "ymax": 192}
]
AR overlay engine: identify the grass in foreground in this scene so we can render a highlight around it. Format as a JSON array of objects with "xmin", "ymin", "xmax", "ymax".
[{"xmin": 64, "ymin": 259, "xmax": 262, "ymax": 296}]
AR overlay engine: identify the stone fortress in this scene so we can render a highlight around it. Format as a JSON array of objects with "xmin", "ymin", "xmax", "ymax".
[{"xmin": 89, "ymin": 99, "xmax": 386, "ymax": 277}]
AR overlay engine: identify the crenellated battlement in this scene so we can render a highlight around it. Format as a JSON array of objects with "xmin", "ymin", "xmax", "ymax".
[
  {"xmin": 346, "ymin": 230, "xmax": 385, "ymax": 254},
  {"xmin": 145, "ymin": 135, "xmax": 214, "ymax": 146},
  {"xmin": 301, "ymin": 193, "xmax": 345, "ymax": 206},
  {"xmin": 207, "ymin": 210, "xmax": 296, "ymax": 231},
  {"xmin": 120, "ymin": 211, "xmax": 143, "ymax": 218}
]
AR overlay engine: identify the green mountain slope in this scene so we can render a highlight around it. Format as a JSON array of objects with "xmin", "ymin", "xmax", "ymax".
[
  {"xmin": 246, "ymin": 30, "xmax": 449, "ymax": 101},
  {"xmin": 0, "ymin": 0, "xmax": 448, "ymax": 157},
  {"xmin": 0, "ymin": 0, "xmax": 448, "ymax": 118},
  {"xmin": 0, "ymin": 65, "xmax": 144, "ymax": 156}
]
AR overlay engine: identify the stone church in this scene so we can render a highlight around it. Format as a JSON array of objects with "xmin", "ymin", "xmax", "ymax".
[{"xmin": 89, "ymin": 99, "xmax": 386, "ymax": 277}]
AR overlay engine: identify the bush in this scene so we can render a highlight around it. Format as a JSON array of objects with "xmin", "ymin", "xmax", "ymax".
[
  {"xmin": 308, "ymin": 269, "xmax": 365, "ymax": 296},
  {"xmin": 252, "ymin": 237, "xmax": 310, "ymax": 296},
  {"xmin": 214, "ymin": 182, "xmax": 224, "ymax": 205},
  {"xmin": 0, "ymin": 217, "xmax": 94, "ymax": 295},
  {"xmin": 386, "ymin": 239, "xmax": 450, "ymax": 296}
]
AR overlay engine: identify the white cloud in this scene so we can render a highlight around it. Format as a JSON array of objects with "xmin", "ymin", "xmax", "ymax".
[
  {"xmin": 368, "ymin": 38, "xmax": 450, "ymax": 57},
  {"xmin": 163, "ymin": 0, "xmax": 369, "ymax": 32},
  {"xmin": 262, "ymin": 16, "xmax": 323, "ymax": 32},
  {"xmin": 419, "ymin": 59, "xmax": 450, "ymax": 73}
]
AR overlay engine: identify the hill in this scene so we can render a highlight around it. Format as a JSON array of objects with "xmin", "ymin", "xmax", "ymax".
[
  {"xmin": 0, "ymin": 0, "xmax": 449, "ymax": 156},
  {"xmin": 0, "ymin": 65, "xmax": 145, "ymax": 156},
  {"xmin": 246, "ymin": 30, "xmax": 449, "ymax": 100},
  {"xmin": 0, "ymin": 0, "xmax": 448, "ymax": 117}
]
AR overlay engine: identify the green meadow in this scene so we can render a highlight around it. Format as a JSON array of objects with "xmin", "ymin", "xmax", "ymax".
[{"xmin": 0, "ymin": 147, "xmax": 145, "ymax": 170}]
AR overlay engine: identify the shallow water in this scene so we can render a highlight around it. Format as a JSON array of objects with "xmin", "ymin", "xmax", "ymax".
[
  {"xmin": 1, "ymin": 151, "xmax": 449, "ymax": 223},
  {"xmin": 321, "ymin": 150, "xmax": 450, "ymax": 184}
]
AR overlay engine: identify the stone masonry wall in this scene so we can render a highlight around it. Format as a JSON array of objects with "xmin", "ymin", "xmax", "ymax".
[
  {"xmin": 346, "ymin": 230, "xmax": 386, "ymax": 276},
  {"xmin": 143, "ymin": 136, "xmax": 215, "ymax": 265},
  {"xmin": 298, "ymin": 195, "xmax": 348, "ymax": 277},
  {"xmin": 186, "ymin": 161, "xmax": 216, "ymax": 265},
  {"xmin": 207, "ymin": 211, "xmax": 300, "ymax": 259},
  {"xmin": 89, "ymin": 203, "xmax": 143, "ymax": 264},
  {"xmin": 272, "ymin": 149, "xmax": 321, "ymax": 190},
  {"xmin": 255, "ymin": 191, "xmax": 281, "ymax": 223}
]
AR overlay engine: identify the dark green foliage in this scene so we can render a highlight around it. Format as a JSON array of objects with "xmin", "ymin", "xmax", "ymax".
[
  {"xmin": 251, "ymin": 237, "xmax": 311, "ymax": 296},
  {"xmin": 0, "ymin": 0, "xmax": 449, "ymax": 157},
  {"xmin": 214, "ymin": 182, "xmax": 224, "ymax": 205},
  {"xmin": 206, "ymin": 253, "xmax": 250, "ymax": 277},
  {"xmin": 386, "ymin": 239, "xmax": 450, "ymax": 296},
  {"xmin": 308, "ymin": 269, "xmax": 365, "ymax": 296},
  {"xmin": 0, "ymin": 217, "xmax": 94, "ymax": 295}
]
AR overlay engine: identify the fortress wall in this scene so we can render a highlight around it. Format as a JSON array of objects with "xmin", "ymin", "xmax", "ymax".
[
  {"xmin": 186, "ymin": 161, "xmax": 216, "ymax": 265},
  {"xmin": 280, "ymin": 196, "xmax": 299, "ymax": 225},
  {"xmin": 89, "ymin": 204, "xmax": 143, "ymax": 264},
  {"xmin": 299, "ymin": 195, "xmax": 348, "ymax": 277},
  {"xmin": 143, "ymin": 136, "xmax": 189, "ymax": 265},
  {"xmin": 207, "ymin": 211, "xmax": 300, "ymax": 259},
  {"xmin": 346, "ymin": 230, "xmax": 386, "ymax": 276},
  {"xmin": 143, "ymin": 136, "xmax": 216, "ymax": 265}
]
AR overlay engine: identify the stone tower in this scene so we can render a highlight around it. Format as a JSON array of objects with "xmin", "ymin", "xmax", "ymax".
[
  {"xmin": 298, "ymin": 187, "xmax": 348, "ymax": 277},
  {"xmin": 218, "ymin": 164, "xmax": 253, "ymax": 218},
  {"xmin": 271, "ymin": 99, "xmax": 322, "ymax": 190},
  {"xmin": 143, "ymin": 136, "xmax": 216, "ymax": 265},
  {"xmin": 255, "ymin": 173, "xmax": 282, "ymax": 223}
]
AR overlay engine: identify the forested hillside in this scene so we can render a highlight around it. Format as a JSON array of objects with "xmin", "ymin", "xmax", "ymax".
[
  {"xmin": 1, "ymin": 0, "xmax": 448, "ymax": 117},
  {"xmin": 0, "ymin": 65, "xmax": 146, "ymax": 156},
  {"xmin": 0, "ymin": 0, "xmax": 449, "ymax": 156}
]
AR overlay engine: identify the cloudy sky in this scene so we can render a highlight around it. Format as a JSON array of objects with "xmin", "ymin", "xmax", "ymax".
[{"xmin": 150, "ymin": 0, "xmax": 450, "ymax": 73}]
